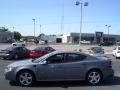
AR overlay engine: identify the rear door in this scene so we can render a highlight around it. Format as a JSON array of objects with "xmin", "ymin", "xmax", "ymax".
[{"xmin": 62, "ymin": 53, "xmax": 87, "ymax": 80}]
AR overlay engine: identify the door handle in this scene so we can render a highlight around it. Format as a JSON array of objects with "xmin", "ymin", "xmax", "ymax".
[{"xmin": 82, "ymin": 63, "xmax": 86, "ymax": 66}]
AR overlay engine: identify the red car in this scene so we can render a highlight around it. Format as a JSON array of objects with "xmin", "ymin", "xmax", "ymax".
[{"xmin": 29, "ymin": 46, "xmax": 55, "ymax": 58}]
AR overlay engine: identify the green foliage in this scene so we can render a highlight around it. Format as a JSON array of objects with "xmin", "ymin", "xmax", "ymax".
[
  {"xmin": 22, "ymin": 36, "xmax": 27, "ymax": 41},
  {"xmin": 0, "ymin": 27, "xmax": 8, "ymax": 32},
  {"xmin": 38, "ymin": 33, "xmax": 45, "ymax": 37},
  {"xmin": 13, "ymin": 31, "xmax": 22, "ymax": 41}
]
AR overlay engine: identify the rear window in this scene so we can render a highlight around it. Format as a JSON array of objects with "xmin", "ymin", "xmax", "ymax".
[
  {"xmin": 118, "ymin": 47, "xmax": 120, "ymax": 50},
  {"xmin": 34, "ymin": 47, "xmax": 45, "ymax": 50},
  {"xmin": 91, "ymin": 47, "xmax": 102, "ymax": 51}
]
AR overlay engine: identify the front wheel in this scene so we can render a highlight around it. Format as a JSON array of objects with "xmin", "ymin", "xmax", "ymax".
[
  {"xmin": 17, "ymin": 71, "xmax": 35, "ymax": 86},
  {"xmin": 86, "ymin": 70, "xmax": 102, "ymax": 85}
]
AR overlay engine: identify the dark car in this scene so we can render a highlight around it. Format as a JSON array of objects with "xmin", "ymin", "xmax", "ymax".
[
  {"xmin": 0, "ymin": 46, "xmax": 30, "ymax": 60},
  {"xmin": 29, "ymin": 46, "xmax": 55, "ymax": 58},
  {"xmin": 4, "ymin": 51, "xmax": 114, "ymax": 86},
  {"xmin": 88, "ymin": 46, "xmax": 104, "ymax": 56}
]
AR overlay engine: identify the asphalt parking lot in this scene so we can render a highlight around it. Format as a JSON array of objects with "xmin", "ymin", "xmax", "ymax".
[{"xmin": 0, "ymin": 44, "xmax": 120, "ymax": 90}]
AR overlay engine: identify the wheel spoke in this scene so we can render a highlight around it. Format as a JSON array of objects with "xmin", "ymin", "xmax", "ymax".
[
  {"xmin": 19, "ymin": 72, "xmax": 33, "ymax": 86},
  {"xmin": 88, "ymin": 71, "xmax": 101, "ymax": 84}
]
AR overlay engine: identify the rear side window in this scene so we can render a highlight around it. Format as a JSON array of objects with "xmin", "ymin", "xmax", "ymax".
[
  {"xmin": 118, "ymin": 47, "xmax": 120, "ymax": 50},
  {"xmin": 66, "ymin": 53, "xmax": 86, "ymax": 62}
]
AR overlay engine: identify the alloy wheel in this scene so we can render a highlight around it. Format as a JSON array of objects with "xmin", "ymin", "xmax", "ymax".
[
  {"xmin": 87, "ymin": 71, "xmax": 101, "ymax": 85},
  {"xmin": 18, "ymin": 72, "xmax": 33, "ymax": 86}
]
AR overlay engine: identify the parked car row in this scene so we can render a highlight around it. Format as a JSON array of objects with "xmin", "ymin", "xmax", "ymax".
[
  {"xmin": 0, "ymin": 46, "xmax": 55, "ymax": 60},
  {"xmin": 1, "ymin": 45, "xmax": 119, "ymax": 60}
]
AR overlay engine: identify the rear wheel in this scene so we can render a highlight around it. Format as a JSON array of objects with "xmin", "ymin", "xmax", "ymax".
[
  {"xmin": 14, "ymin": 54, "xmax": 19, "ymax": 59},
  {"xmin": 17, "ymin": 71, "xmax": 35, "ymax": 86},
  {"xmin": 86, "ymin": 70, "xmax": 102, "ymax": 85}
]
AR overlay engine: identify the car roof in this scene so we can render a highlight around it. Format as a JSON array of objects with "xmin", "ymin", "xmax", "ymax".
[
  {"xmin": 52, "ymin": 51, "xmax": 89, "ymax": 56},
  {"xmin": 10, "ymin": 46, "xmax": 24, "ymax": 48},
  {"xmin": 90, "ymin": 46, "xmax": 101, "ymax": 48}
]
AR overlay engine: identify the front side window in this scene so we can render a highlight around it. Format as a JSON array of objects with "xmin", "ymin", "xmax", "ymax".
[{"xmin": 46, "ymin": 53, "xmax": 64, "ymax": 64}]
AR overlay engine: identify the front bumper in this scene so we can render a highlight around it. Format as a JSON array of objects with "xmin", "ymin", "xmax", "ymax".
[
  {"xmin": 0, "ymin": 54, "xmax": 11, "ymax": 59},
  {"xmin": 4, "ymin": 69, "xmax": 16, "ymax": 81}
]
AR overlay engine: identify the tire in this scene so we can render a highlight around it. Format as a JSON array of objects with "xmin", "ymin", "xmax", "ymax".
[
  {"xmin": 14, "ymin": 54, "xmax": 19, "ymax": 59},
  {"xmin": 115, "ymin": 53, "xmax": 118, "ymax": 59},
  {"xmin": 17, "ymin": 70, "xmax": 35, "ymax": 86},
  {"xmin": 86, "ymin": 70, "xmax": 102, "ymax": 85}
]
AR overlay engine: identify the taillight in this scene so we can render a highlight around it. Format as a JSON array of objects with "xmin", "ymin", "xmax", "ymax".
[
  {"xmin": 117, "ymin": 51, "xmax": 120, "ymax": 53},
  {"xmin": 108, "ymin": 60, "xmax": 112, "ymax": 68}
]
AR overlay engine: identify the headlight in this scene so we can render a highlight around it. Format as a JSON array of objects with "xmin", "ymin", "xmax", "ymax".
[{"xmin": 5, "ymin": 66, "xmax": 13, "ymax": 72}]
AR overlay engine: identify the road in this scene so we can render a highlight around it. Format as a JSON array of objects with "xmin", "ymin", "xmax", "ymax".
[{"xmin": 0, "ymin": 54, "xmax": 120, "ymax": 90}]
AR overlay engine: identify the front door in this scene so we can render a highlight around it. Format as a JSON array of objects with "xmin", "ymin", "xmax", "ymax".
[{"xmin": 36, "ymin": 53, "xmax": 65, "ymax": 80}]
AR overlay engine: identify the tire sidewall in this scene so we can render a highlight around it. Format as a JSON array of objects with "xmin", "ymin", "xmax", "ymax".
[
  {"xmin": 17, "ymin": 71, "xmax": 35, "ymax": 86},
  {"xmin": 86, "ymin": 70, "xmax": 102, "ymax": 85}
]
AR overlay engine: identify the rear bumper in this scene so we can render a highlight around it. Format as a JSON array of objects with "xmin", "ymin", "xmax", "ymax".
[
  {"xmin": 115, "ymin": 53, "xmax": 120, "ymax": 57},
  {"xmin": 103, "ymin": 69, "xmax": 114, "ymax": 79}
]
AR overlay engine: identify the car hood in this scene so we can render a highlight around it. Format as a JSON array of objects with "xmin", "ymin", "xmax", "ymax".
[
  {"xmin": 7, "ymin": 59, "xmax": 35, "ymax": 67},
  {"xmin": 0, "ymin": 50, "xmax": 10, "ymax": 53}
]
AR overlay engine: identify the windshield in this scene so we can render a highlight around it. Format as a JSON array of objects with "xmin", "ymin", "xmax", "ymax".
[
  {"xmin": 34, "ymin": 47, "xmax": 45, "ymax": 51},
  {"xmin": 91, "ymin": 47, "xmax": 102, "ymax": 52},
  {"xmin": 5, "ymin": 47, "xmax": 16, "ymax": 51},
  {"xmin": 33, "ymin": 51, "xmax": 56, "ymax": 63}
]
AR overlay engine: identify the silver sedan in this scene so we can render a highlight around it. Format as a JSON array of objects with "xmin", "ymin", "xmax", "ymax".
[{"xmin": 4, "ymin": 51, "xmax": 114, "ymax": 86}]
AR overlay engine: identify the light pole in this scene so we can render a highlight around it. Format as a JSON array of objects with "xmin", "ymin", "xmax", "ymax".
[
  {"xmin": 13, "ymin": 27, "xmax": 15, "ymax": 42},
  {"xmin": 75, "ymin": 1, "xmax": 88, "ymax": 46},
  {"xmin": 40, "ymin": 24, "xmax": 41, "ymax": 35},
  {"xmin": 105, "ymin": 25, "xmax": 111, "ymax": 42},
  {"xmin": 32, "ymin": 19, "xmax": 36, "ymax": 38},
  {"xmin": 61, "ymin": 0, "xmax": 64, "ymax": 35}
]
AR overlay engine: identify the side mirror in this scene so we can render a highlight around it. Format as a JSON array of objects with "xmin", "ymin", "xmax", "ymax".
[{"xmin": 40, "ymin": 60, "xmax": 47, "ymax": 65}]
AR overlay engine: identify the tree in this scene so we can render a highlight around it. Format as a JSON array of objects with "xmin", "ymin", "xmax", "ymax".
[
  {"xmin": 22, "ymin": 36, "xmax": 27, "ymax": 42},
  {"xmin": 0, "ymin": 27, "xmax": 8, "ymax": 32},
  {"xmin": 38, "ymin": 33, "xmax": 45, "ymax": 40},
  {"xmin": 13, "ymin": 31, "xmax": 22, "ymax": 41}
]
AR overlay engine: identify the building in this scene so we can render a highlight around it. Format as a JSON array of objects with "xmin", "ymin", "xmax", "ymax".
[
  {"xmin": 69, "ymin": 32, "xmax": 120, "ymax": 44},
  {"xmin": 40, "ymin": 32, "xmax": 120, "ymax": 45},
  {"xmin": 0, "ymin": 32, "xmax": 14, "ymax": 43}
]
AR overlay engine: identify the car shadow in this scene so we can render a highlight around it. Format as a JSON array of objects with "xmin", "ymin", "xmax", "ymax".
[
  {"xmin": 10, "ymin": 76, "xmax": 120, "ymax": 88},
  {"xmin": 0, "ymin": 57, "xmax": 32, "ymax": 61}
]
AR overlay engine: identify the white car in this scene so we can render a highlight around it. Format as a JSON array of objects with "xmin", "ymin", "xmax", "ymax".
[
  {"xmin": 113, "ymin": 46, "xmax": 120, "ymax": 58},
  {"xmin": 11, "ymin": 42, "xmax": 26, "ymax": 47}
]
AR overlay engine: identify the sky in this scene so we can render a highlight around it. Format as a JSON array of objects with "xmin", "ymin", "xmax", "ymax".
[{"xmin": 0, "ymin": 0, "xmax": 120, "ymax": 36}]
